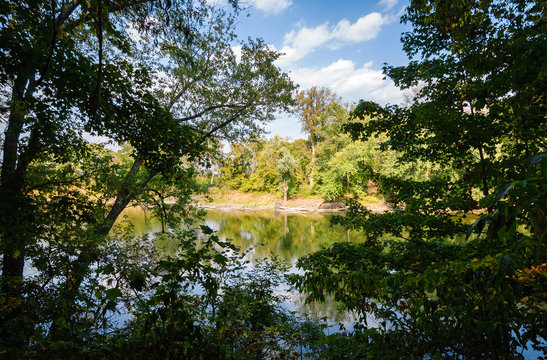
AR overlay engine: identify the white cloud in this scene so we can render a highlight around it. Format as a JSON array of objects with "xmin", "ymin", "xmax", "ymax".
[
  {"xmin": 332, "ymin": 12, "xmax": 385, "ymax": 42},
  {"xmin": 378, "ymin": 0, "xmax": 398, "ymax": 11},
  {"xmin": 250, "ymin": 0, "xmax": 292, "ymax": 15},
  {"xmin": 206, "ymin": 0, "xmax": 230, "ymax": 7},
  {"xmin": 276, "ymin": 24, "xmax": 331, "ymax": 65},
  {"xmin": 208, "ymin": 0, "xmax": 293, "ymax": 14},
  {"xmin": 288, "ymin": 59, "xmax": 404, "ymax": 105},
  {"xmin": 263, "ymin": 59, "xmax": 404, "ymax": 139},
  {"xmin": 277, "ymin": 12, "xmax": 388, "ymax": 66}
]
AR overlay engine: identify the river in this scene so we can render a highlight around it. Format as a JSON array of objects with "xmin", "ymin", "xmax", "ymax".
[
  {"xmin": 119, "ymin": 207, "xmax": 544, "ymax": 358},
  {"xmin": 120, "ymin": 207, "xmax": 365, "ymax": 324}
]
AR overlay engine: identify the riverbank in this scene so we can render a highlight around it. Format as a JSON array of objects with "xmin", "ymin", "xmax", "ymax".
[{"xmin": 194, "ymin": 189, "xmax": 391, "ymax": 213}]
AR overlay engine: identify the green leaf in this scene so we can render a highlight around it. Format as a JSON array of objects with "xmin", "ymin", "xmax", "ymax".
[
  {"xmin": 200, "ymin": 225, "xmax": 214, "ymax": 235},
  {"xmin": 495, "ymin": 184, "xmax": 515, "ymax": 203},
  {"xmin": 129, "ymin": 269, "xmax": 147, "ymax": 291},
  {"xmin": 467, "ymin": 216, "xmax": 487, "ymax": 240},
  {"xmin": 105, "ymin": 288, "xmax": 123, "ymax": 301}
]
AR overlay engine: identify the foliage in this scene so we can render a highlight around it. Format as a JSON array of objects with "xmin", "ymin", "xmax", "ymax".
[
  {"xmin": 295, "ymin": 87, "xmax": 344, "ymax": 188},
  {"xmin": 315, "ymin": 141, "xmax": 379, "ymax": 202},
  {"xmin": 0, "ymin": 216, "xmax": 326, "ymax": 359},
  {"xmin": 0, "ymin": 0, "xmax": 295, "ymax": 355},
  {"xmin": 221, "ymin": 142, "xmax": 254, "ymax": 189},
  {"xmin": 276, "ymin": 147, "xmax": 298, "ymax": 201},
  {"xmin": 2, "ymin": 0, "xmax": 545, "ymax": 358},
  {"xmin": 240, "ymin": 138, "xmax": 284, "ymax": 193},
  {"xmin": 346, "ymin": 0, "xmax": 546, "ymax": 204},
  {"xmin": 293, "ymin": 155, "xmax": 547, "ymax": 358},
  {"xmin": 295, "ymin": 86, "xmax": 342, "ymax": 147},
  {"xmin": 291, "ymin": 1, "xmax": 547, "ymax": 358},
  {"xmin": 109, "ymin": 229, "xmax": 302, "ymax": 360},
  {"xmin": 217, "ymin": 101, "xmax": 397, "ymax": 203}
]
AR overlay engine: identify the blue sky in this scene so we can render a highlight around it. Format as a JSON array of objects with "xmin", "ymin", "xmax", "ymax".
[{"xmin": 224, "ymin": 0, "xmax": 412, "ymax": 139}]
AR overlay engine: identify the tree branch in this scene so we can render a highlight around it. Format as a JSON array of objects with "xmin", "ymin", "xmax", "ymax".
[
  {"xmin": 199, "ymin": 94, "xmax": 259, "ymax": 143},
  {"xmin": 178, "ymin": 102, "xmax": 246, "ymax": 122}
]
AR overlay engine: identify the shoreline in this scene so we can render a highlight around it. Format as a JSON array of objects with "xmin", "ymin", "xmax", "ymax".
[
  {"xmin": 197, "ymin": 204, "xmax": 347, "ymax": 213},
  {"xmin": 194, "ymin": 191, "xmax": 391, "ymax": 213}
]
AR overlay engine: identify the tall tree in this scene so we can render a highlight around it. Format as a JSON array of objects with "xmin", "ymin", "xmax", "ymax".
[
  {"xmin": 295, "ymin": 86, "xmax": 341, "ymax": 188},
  {"xmin": 0, "ymin": 0, "xmax": 294, "ymax": 350}
]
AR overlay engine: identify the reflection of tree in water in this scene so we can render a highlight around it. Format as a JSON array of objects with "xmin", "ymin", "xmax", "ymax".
[
  {"xmin": 116, "ymin": 208, "xmax": 364, "ymax": 261},
  {"xmin": 289, "ymin": 291, "xmax": 356, "ymax": 324},
  {"xmin": 203, "ymin": 210, "xmax": 362, "ymax": 261},
  {"xmin": 121, "ymin": 208, "xmax": 366, "ymax": 322}
]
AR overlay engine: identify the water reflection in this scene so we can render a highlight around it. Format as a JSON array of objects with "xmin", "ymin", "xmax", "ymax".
[
  {"xmin": 202, "ymin": 210, "xmax": 366, "ymax": 323},
  {"xmin": 120, "ymin": 208, "xmax": 364, "ymax": 322},
  {"xmin": 202, "ymin": 210, "xmax": 361, "ymax": 262},
  {"xmin": 120, "ymin": 208, "xmax": 363, "ymax": 262}
]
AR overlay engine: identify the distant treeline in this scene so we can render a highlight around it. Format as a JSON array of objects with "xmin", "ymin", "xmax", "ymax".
[{"xmin": 205, "ymin": 87, "xmax": 460, "ymax": 206}]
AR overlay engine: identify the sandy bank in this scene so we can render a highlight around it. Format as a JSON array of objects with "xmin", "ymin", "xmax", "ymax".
[{"xmin": 193, "ymin": 191, "xmax": 390, "ymax": 213}]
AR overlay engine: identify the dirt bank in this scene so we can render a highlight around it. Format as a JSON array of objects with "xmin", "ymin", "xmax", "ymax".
[{"xmin": 193, "ymin": 190, "xmax": 390, "ymax": 213}]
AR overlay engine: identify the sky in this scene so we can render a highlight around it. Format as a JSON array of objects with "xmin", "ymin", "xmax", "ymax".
[{"xmin": 226, "ymin": 0, "xmax": 412, "ymax": 139}]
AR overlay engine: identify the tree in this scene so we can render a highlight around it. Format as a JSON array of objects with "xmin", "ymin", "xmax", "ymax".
[
  {"xmin": 275, "ymin": 147, "xmax": 297, "ymax": 202},
  {"xmin": 240, "ymin": 136, "xmax": 283, "ymax": 193},
  {"xmin": 220, "ymin": 142, "xmax": 254, "ymax": 188},
  {"xmin": 347, "ymin": 0, "xmax": 546, "ymax": 202},
  {"xmin": 287, "ymin": 138, "xmax": 311, "ymax": 193},
  {"xmin": 295, "ymin": 86, "xmax": 342, "ymax": 188},
  {"xmin": 0, "ymin": 0, "xmax": 295, "ymax": 352},
  {"xmin": 341, "ymin": 0, "xmax": 547, "ymax": 226},
  {"xmin": 293, "ymin": 1, "xmax": 546, "ymax": 357},
  {"xmin": 315, "ymin": 141, "xmax": 373, "ymax": 201}
]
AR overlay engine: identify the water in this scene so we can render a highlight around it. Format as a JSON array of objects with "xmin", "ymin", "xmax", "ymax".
[
  {"xmin": 120, "ymin": 207, "xmax": 363, "ymax": 323},
  {"xmin": 122, "ymin": 207, "xmax": 361, "ymax": 261},
  {"xmin": 119, "ymin": 207, "xmax": 546, "ymax": 358},
  {"xmin": 202, "ymin": 210, "xmax": 361, "ymax": 261}
]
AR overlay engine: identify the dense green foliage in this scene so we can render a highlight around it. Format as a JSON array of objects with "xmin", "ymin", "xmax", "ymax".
[
  {"xmin": 213, "ymin": 87, "xmax": 445, "ymax": 204},
  {"xmin": 292, "ymin": 0, "xmax": 547, "ymax": 358},
  {"xmin": 215, "ymin": 111, "xmax": 418, "ymax": 203},
  {"xmin": 0, "ymin": 0, "xmax": 303, "ymax": 357},
  {"xmin": 1, "ymin": 0, "xmax": 545, "ymax": 358}
]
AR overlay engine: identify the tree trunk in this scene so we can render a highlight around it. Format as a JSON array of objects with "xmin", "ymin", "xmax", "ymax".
[
  {"xmin": 346, "ymin": 172, "xmax": 350, "ymax": 190},
  {"xmin": 76, "ymin": 158, "xmax": 153, "ymax": 268},
  {"xmin": 467, "ymin": 99, "xmax": 488, "ymax": 198},
  {"xmin": 283, "ymin": 179, "xmax": 288, "ymax": 202},
  {"xmin": 0, "ymin": 77, "xmax": 33, "ymax": 354},
  {"xmin": 49, "ymin": 158, "xmax": 155, "ymax": 341},
  {"xmin": 1, "ymin": 78, "xmax": 30, "ymax": 289},
  {"xmin": 309, "ymin": 138, "xmax": 315, "ymax": 188}
]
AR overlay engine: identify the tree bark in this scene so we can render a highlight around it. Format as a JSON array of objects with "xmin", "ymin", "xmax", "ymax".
[
  {"xmin": 1, "ymin": 77, "xmax": 29, "ymax": 288},
  {"xmin": 0, "ymin": 77, "xmax": 35, "ymax": 355},
  {"xmin": 309, "ymin": 137, "xmax": 315, "ymax": 188}
]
